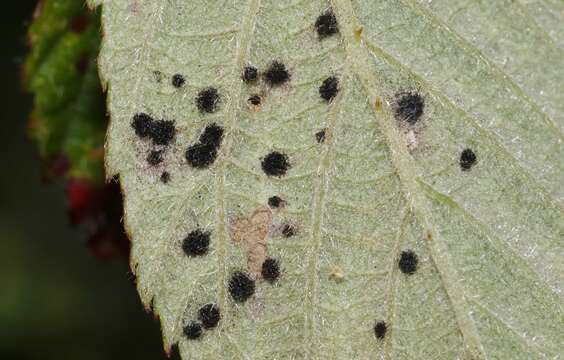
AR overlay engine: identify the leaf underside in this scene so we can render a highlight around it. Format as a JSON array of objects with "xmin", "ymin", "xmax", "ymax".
[{"xmin": 91, "ymin": 0, "xmax": 563, "ymax": 359}]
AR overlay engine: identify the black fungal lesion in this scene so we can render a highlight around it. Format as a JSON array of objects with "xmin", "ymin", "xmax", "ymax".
[
  {"xmin": 242, "ymin": 66, "xmax": 258, "ymax": 83},
  {"xmin": 319, "ymin": 76, "xmax": 339, "ymax": 102},
  {"xmin": 261, "ymin": 151, "xmax": 291, "ymax": 177},
  {"xmin": 248, "ymin": 94, "xmax": 261, "ymax": 106},
  {"xmin": 131, "ymin": 113, "xmax": 176, "ymax": 146},
  {"xmin": 261, "ymin": 258, "xmax": 280, "ymax": 283},
  {"xmin": 183, "ymin": 322, "xmax": 203, "ymax": 340},
  {"xmin": 171, "ymin": 73, "xmax": 186, "ymax": 88},
  {"xmin": 398, "ymin": 250, "xmax": 418, "ymax": 275},
  {"xmin": 185, "ymin": 123, "xmax": 225, "ymax": 168},
  {"xmin": 182, "ymin": 229, "xmax": 211, "ymax": 256},
  {"xmin": 198, "ymin": 304, "xmax": 221, "ymax": 329},
  {"xmin": 281, "ymin": 224, "xmax": 296, "ymax": 238},
  {"xmin": 264, "ymin": 61, "xmax": 291, "ymax": 86},
  {"xmin": 228, "ymin": 271, "xmax": 256, "ymax": 302},
  {"xmin": 160, "ymin": 171, "xmax": 171, "ymax": 183},
  {"xmin": 268, "ymin": 196, "xmax": 285, "ymax": 209},
  {"xmin": 394, "ymin": 92, "xmax": 425, "ymax": 126},
  {"xmin": 196, "ymin": 87, "xmax": 221, "ymax": 113},
  {"xmin": 147, "ymin": 150, "xmax": 163, "ymax": 166},
  {"xmin": 315, "ymin": 9, "xmax": 339, "ymax": 39},
  {"xmin": 374, "ymin": 321, "xmax": 387, "ymax": 340},
  {"xmin": 316, "ymin": 129, "xmax": 327, "ymax": 143},
  {"xmin": 459, "ymin": 148, "xmax": 477, "ymax": 170}
]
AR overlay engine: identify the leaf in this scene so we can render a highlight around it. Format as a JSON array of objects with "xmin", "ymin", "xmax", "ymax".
[
  {"xmin": 91, "ymin": 0, "xmax": 564, "ymax": 359},
  {"xmin": 25, "ymin": 0, "xmax": 105, "ymax": 181}
]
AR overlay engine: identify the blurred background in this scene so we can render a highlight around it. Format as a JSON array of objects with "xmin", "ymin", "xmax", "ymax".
[{"xmin": 0, "ymin": 2, "xmax": 177, "ymax": 359}]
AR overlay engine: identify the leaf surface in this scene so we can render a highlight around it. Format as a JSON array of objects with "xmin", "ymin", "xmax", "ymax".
[{"xmin": 91, "ymin": 0, "xmax": 564, "ymax": 358}]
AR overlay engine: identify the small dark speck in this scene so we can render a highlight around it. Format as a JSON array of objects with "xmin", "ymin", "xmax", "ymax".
[
  {"xmin": 460, "ymin": 148, "xmax": 477, "ymax": 170},
  {"xmin": 183, "ymin": 322, "xmax": 202, "ymax": 340},
  {"xmin": 197, "ymin": 87, "xmax": 220, "ymax": 113},
  {"xmin": 198, "ymin": 304, "xmax": 221, "ymax": 329},
  {"xmin": 395, "ymin": 92, "xmax": 424, "ymax": 125},
  {"xmin": 268, "ymin": 196, "xmax": 284, "ymax": 208},
  {"xmin": 374, "ymin": 321, "xmax": 387, "ymax": 339},
  {"xmin": 262, "ymin": 151, "xmax": 290, "ymax": 177},
  {"xmin": 264, "ymin": 61, "xmax": 290, "ymax": 86},
  {"xmin": 147, "ymin": 150, "xmax": 163, "ymax": 166},
  {"xmin": 242, "ymin": 66, "xmax": 258, "ymax": 83},
  {"xmin": 153, "ymin": 71, "xmax": 163, "ymax": 83},
  {"xmin": 182, "ymin": 229, "xmax": 210, "ymax": 256},
  {"xmin": 315, "ymin": 9, "xmax": 339, "ymax": 39},
  {"xmin": 172, "ymin": 74, "xmax": 186, "ymax": 88},
  {"xmin": 228, "ymin": 271, "xmax": 255, "ymax": 302},
  {"xmin": 281, "ymin": 224, "xmax": 295, "ymax": 238},
  {"xmin": 316, "ymin": 129, "xmax": 327, "ymax": 143},
  {"xmin": 160, "ymin": 171, "xmax": 171, "ymax": 183},
  {"xmin": 398, "ymin": 250, "xmax": 418, "ymax": 275},
  {"xmin": 319, "ymin": 76, "xmax": 339, "ymax": 102},
  {"xmin": 261, "ymin": 258, "xmax": 280, "ymax": 283},
  {"xmin": 248, "ymin": 94, "xmax": 261, "ymax": 106}
]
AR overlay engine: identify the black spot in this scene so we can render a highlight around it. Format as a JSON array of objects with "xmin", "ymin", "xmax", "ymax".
[
  {"xmin": 132, "ymin": 113, "xmax": 154, "ymax": 138},
  {"xmin": 172, "ymin": 74, "xmax": 186, "ymax": 88},
  {"xmin": 182, "ymin": 229, "xmax": 210, "ymax": 256},
  {"xmin": 183, "ymin": 322, "xmax": 203, "ymax": 340},
  {"xmin": 198, "ymin": 304, "xmax": 221, "ymax": 329},
  {"xmin": 197, "ymin": 87, "xmax": 220, "ymax": 113},
  {"xmin": 268, "ymin": 196, "xmax": 283, "ymax": 208},
  {"xmin": 228, "ymin": 271, "xmax": 255, "ymax": 302},
  {"xmin": 395, "ymin": 92, "xmax": 424, "ymax": 125},
  {"xmin": 248, "ymin": 94, "xmax": 261, "ymax": 106},
  {"xmin": 262, "ymin": 151, "xmax": 290, "ymax": 176},
  {"xmin": 281, "ymin": 224, "xmax": 295, "ymax": 238},
  {"xmin": 160, "ymin": 171, "xmax": 171, "ymax": 183},
  {"xmin": 374, "ymin": 321, "xmax": 387, "ymax": 339},
  {"xmin": 261, "ymin": 258, "xmax": 280, "ymax": 283},
  {"xmin": 398, "ymin": 250, "xmax": 418, "ymax": 275},
  {"xmin": 149, "ymin": 120, "xmax": 176, "ymax": 146},
  {"xmin": 460, "ymin": 148, "xmax": 477, "ymax": 170},
  {"xmin": 199, "ymin": 123, "xmax": 224, "ymax": 148},
  {"xmin": 319, "ymin": 76, "xmax": 339, "ymax": 102},
  {"xmin": 242, "ymin": 66, "xmax": 258, "ymax": 83},
  {"xmin": 264, "ymin": 61, "xmax": 290, "ymax": 86},
  {"xmin": 147, "ymin": 150, "xmax": 163, "ymax": 166},
  {"xmin": 316, "ymin": 129, "xmax": 327, "ymax": 143},
  {"xmin": 315, "ymin": 10, "xmax": 339, "ymax": 39},
  {"xmin": 185, "ymin": 124, "xmax": 224, "ymax": 169}
]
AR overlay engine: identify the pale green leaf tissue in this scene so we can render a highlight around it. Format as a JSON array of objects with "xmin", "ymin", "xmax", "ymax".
[{"xmin": 90, "ymin": 0, "xmax": 563, "ymax": 359}]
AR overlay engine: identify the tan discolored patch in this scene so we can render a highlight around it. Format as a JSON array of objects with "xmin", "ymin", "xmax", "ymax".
[
  {"xmin": 230, "ymin": 208, "xmax": 273, "ymax": 277},
  {"xmin": 354, "ymin": 26, "xmax": 364, "ymax": 41},
  {"xmin": 329, "ymin": 265, "xmax": 345, "ymax": 282}
]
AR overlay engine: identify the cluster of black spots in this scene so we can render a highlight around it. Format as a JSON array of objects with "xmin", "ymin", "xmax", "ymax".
[
  {"xmin": 319, "ymin": 76, "xmax": 339, "ymax": 102},
  {"xmin": 198, "ymin": 304, "xmax": 221, "ymax": 329},
  {"xmin": 315, "ymin": 9, "xmax": 339, "ymax": 39},
  {"xmin": 185, "ymin": 123, "xmax": 225, "ymax": 168},
  {"xmin": 281, "ymin": 224, "xmax": 295, "ymax": 238},
  {"xmin": 460, "ymin": 148, "xmax": 477, "ymax": 170},
  {"xmin": 395, "ymin": 92, "xmax": 424, "ymax": 125},
  {"xmin": 196, "ymin": 87, "xmax": 220, "ymax": 113},
  {"xmin": 242, "ymin": 66, "xmax": 258, "ymax": 83},
  {"xmin": 262, "ymin": 151, "xmax": 290, "ymax": 177},
  {"xmin": 374, "ymin": 321, "xmax": 387, "ymax": 340},
  {"xmin": 171, "ymin": 73, "xmax": 186, "ymax": 88},
  {"xmin": 147, "ymin": 150, "xmax": 163, "ymax": 166},
  {"xmin": 228, "ymin": 271, "xmax": 255, "ymax": 302},
  {"xmin": 398, "ymin": 250, "xmax": 418, "ymax": 275},
  {"xmin": 268, "ymin": 196, "xmax": 284, "ymax": 208},
  {"xmin": 182, "ymin": 229, "xmax": 210, "ymax": 256},
  {"xmin": 248, "ymin": 94, "xmax": 261, "ymax": 106},
  {"xmin": 264, "ymin": 61, "xmax": 290, "ymax": 86},
  {"xmin": 316, "ymin": 129, "xmax": 327, "ymax": 143},
  {"xmin": 261, "ymin": 258, "xmax": 280, "ymax": 283},
  {"xmin": 160, "ymin": 171, "xmax": 171, "ymax": 183},
  {"xmin": 132, "ymin": 113, "xmax": 176, "ymax": 145},
  {"xmin": 183, "ymin": 322, "xmax": 203, "ymax": 340}
]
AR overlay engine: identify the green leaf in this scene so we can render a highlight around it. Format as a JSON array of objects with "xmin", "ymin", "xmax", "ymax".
[
  {"xmin": 25, "ymin": 0, "xmax": 105, "ymax": 181},
  {"xmin": 92, "ymin": 0, "xmax": 564, "ymax": 358}
]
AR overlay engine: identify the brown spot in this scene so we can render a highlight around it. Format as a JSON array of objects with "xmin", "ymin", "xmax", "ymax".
[
  {"xmin": 374, "ymin": 98, "xmax": 382, "ymax": 111},
  {"xmin": 329, "ymin": 265, "xmax": 345, "ymax": 282},
  {"xmin": 230, "ymin": 208, "xmax": 273, "ymax": 276},
  {"xmin": 426, "ymin": 231, "xmax": 432, "ymax": 240},
  {"xmin": 354, "ymin": 26, "xmax": 363, "ymax": 41}
]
